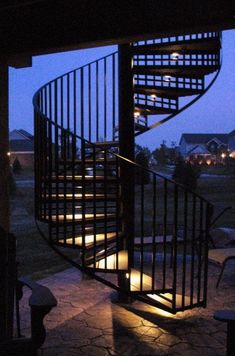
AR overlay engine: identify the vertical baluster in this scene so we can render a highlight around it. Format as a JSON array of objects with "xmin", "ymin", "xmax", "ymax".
[
  {"xmin": 96, "ymin": 61, "xmax": 99, "ymax": 141},
  {"xmin": 104, "ymin": 149, "xmax": 108, "ymax": 269},
  {"xmin": 112, "ymin": 54, "xmax": 116, "ymax": 141},
  {"xmin": 190, "ymin": 195, "xmax": 196, "ymax": 307},
  {"xmin": 60, "ymin": 77, "xmax": 64, "ymax": 131},
  {"xmin": 197, "ymin": 199, "xmax": 203, "ymax": 303},
  {"xmin": 67, "ymin": 73, "xmax": 70, "ymax": 156},
  {"xmin": 104, "ymin": 57, "xmax": 107, "ymax": 141},
  {"xmin": 151, "ymin": 175, "xmax": 156, "ymax": 291},
  {"xmin": 140, "ymin": 170, "xmax": 144, "ymax": 291},
  {"xmin": 172, "ymin": 184, "xmax": 178, "ymax": 311},
  {"xmin": 54, "ymin": 79, "xmax": 59, "ymax": 243},
  {"xmin": 182, "ymin": 190, "xmax": 188, "ymax": 309},
  {"xmin": 203, "ymin": 203, "xmax": 213, "ymax": 307},
  {"xmin": 81, "ymin": 139, "xmax": 86, "ymax": 267},
  {"xmin": 163, "ymin": 179, "xmax": 168, "ymax": 290},
  {"xmin": 93, "ymin": 145, "xmax": 97, "ymax": 268},
  {"xmin": 88, "ymin": 64, "xmax": 91, "ymax": 142},
  {"xmin": 115, "ymin": 155, "xmax": 120, "ymax": 271}
]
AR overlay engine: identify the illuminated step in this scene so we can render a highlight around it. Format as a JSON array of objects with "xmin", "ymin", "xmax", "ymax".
[
  {"xmin": 43, "ymin": 193, "xmax": 117, "ymax": 201},
  {"xmin": 133, "ymin": 65, "xmax": 219, "ymax": 78},
  {"xmin": 147, "ymin": 292, "xmax": 197, "ymax": 309},
  {"xmin": 89, "ymin": 250, "xmax": 128, "ymax": 270},
  {"xmin": 48, "ymin": 213, "xmax": 116, "ymax": 222},
  {"xmin": 49, "ymin": 175, "xmax": 116, "ymax": 181},
  {"xmin": 64, "ymin": 232, "xmax": 120, "ymax": 247},
  {"xmin": 130, "ymin": 269, "xmax": 153, "ymax": 291}
]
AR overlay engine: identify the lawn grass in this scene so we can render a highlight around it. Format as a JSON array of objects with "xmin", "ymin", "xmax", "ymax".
[{"xmin": 10, "ymin": 174, "xmax": 235, "ymax": 279}]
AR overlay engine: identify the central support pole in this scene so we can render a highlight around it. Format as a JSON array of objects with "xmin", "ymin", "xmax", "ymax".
[
  {"xmin": 118, "ymin": 44, "xmax": 135, "ymax": 300},
  {"xmin": 0, "ymin": 61, "xmax": 13, "ymax": 342}
]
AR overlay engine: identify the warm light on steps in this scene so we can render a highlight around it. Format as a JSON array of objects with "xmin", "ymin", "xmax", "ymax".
[
  {"xmin": 44, "ymin": 193, "xmax": 116, "ymax": 200},
  {"xmin": 47, "ymin": 213, "xmax": 116, "ymax": 222},
  {"xmin": 147, "ymin": 292, "xmax": 197, "ymax": 309},
  {"xmin": 130, "ymin": 269, "xmax": 153, "ymax": 291},
  {"xmin": 89, "ymin": 250, "xmax": 128, "ymax": 270},
  {"xmin": 47, "ymin": 175, "xmax": 116, "ymax": 181},
  {"xmin": 64, "ymin": 232, "xmax": 121, "ymax": 247}
]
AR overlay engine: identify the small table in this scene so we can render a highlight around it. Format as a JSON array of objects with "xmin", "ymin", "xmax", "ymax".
[{"xmin": 214, "ymin": 310, "xmax": 235, "ymax": 356}]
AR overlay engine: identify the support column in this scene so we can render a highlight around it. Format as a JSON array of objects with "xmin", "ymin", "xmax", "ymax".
[
  {"xmin": 0, "ymin": 62, "xmax": 13, "ymax": 342},
  {"xmin": 0, "ymin": 62, "xmax": 10, "ymax": 232},
  {"xmin": 118, "ymin": 44, "xmax": 135, "ymax": 300}
]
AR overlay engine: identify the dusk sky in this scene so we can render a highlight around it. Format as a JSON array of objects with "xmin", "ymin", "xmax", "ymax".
[{"xmin": 9, "ymin": 29, "xmax": 235, "ymax": 150}]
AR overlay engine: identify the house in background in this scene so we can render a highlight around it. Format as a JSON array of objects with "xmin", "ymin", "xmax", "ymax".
[
  {"xmin": 9, "ymin": 129, "xmax": 34, "ymax": 168},
  {"xmin": 179, "ymin": 130, "xmax": 235, "ymax": 164}
]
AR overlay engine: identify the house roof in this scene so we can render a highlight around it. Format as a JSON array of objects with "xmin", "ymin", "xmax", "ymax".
[
  {"xmin": 180, "ymin": 133, "xmax": 229, "ymax": 145},
  {"xmin": 10, "ymin": 139, "xmax": 34, "ymax": 152},
  {"xmin": 10, "ymin": 129, "xmax": 33, "ymax": 141},
  {"xmin": 187, "ymin": 144, "xmax": 211, "ymax": 155}
]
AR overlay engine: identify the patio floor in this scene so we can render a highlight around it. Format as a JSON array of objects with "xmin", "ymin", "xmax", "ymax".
[{"xmin": 18, "ymin": 260, "xmax": 235, "ymax": 356}]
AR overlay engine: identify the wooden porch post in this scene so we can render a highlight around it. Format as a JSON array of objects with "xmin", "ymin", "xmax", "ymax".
[
  {"xmin": 118, "ymin": 44, "xmax": 135, "ymax": 299},
  {"xmin": 0, "ymin": 61, "xmax": 13, "ymax": 342}
]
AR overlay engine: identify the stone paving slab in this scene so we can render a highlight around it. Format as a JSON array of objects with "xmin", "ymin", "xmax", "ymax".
[{"xmin": 18, "ymin": 262, "xmax": 235, "ymax": 356}]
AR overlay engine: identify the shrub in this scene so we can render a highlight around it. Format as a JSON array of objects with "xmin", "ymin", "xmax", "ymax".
[
  {"xmin": 12, "ymin": 157, "xmax": 22, "ymax": 174},
  {"xmin": 135, "ymin": 150, "xmax": 150, "ymax": 184},
  {"xmin": 9, "ymin": 168, "xmax": 16, "ymax": 194},
  {"xmin": 172, "ymin": 159, "xmax": 201, "ymax": 190}
]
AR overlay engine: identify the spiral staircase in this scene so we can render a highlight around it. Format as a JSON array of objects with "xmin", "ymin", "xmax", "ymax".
[{"xmin": 33, "ymin": 31, "xmax": 221, "ymax": 313}]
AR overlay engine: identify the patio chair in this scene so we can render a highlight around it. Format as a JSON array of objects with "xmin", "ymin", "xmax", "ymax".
[
  {"xmin": 0, "ymin": 226, "xmax": 57, "ymax": 356},
  {"xmin": 208, "ymin": 206, "xmax": 235, "ymax": 288}
]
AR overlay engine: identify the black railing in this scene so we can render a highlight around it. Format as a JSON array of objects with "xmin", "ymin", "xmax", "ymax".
[
  {"xmin": 33, "ymin": 32, "xmax": 220, "ymax": 313},
  {"xmin": 34, "ymin": 102, "xmax": 213, "ymax": 312}
]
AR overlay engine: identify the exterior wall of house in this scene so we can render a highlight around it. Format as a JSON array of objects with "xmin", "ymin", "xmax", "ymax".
[
  {"xmin": 228, "ymin": 133, "xmax": 235, "ymax": 151},
  {"xmin": 9, "ymin": 130, "xmax": 26, "ymax": 140},
  {"xmin": 179, "ymin": 138, "xmax": 195, "ymax": 158},
  {"xmin": 10, "ymin": 152, "xmax": 34, "ymax": 168}
]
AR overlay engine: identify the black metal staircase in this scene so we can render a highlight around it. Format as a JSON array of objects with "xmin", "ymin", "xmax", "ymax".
[{"xmin": 33, "ymin": 31, "xmax": 221, "ymax": 313}]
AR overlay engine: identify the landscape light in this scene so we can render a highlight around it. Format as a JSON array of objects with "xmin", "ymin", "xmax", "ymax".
[
  {"xmin": 163, "ymin": 75, "xmax": 172, "ymax": 82},
  {"xmin": 171, "ymin": 52, "xmax": 180, "ymax": 61},
  {"xmin": 134, "ymin": 111, "xmax": 140, "ymax": 118}
]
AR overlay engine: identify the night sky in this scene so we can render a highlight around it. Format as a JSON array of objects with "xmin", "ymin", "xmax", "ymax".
[{"xmin": 9, "ymin": 29, "xmax": 235, "ymax": 150}]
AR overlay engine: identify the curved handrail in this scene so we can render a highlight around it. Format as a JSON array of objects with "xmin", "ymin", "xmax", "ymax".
[{"xmin": 32, "ymin": 51, "xmax": 119, "ymax": 109}]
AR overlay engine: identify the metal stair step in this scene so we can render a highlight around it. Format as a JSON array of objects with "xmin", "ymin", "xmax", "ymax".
[
  {"xmin": 45, "ymin": 212, "xmax": 118, "ymax": 224},
  {"xmin": 134, "ymin": 104, "xmax": 176, "ymax": 115},
  {"xmin": 55, "ymin": 231, "xmax": 121, "ymax": 248},
  {"xmin": 130, "ymin": 269, "xmax": 153, "ymax": 292},
  {"xmin": 42, "ymin": 193, "xmax": 118, "ymax": 201},
  {"xmin": 132, "ymin": 37, "xmax": 221, "ymax": 55},
  {"xmin": 87, "ymin": 250, "xmax": 128, "ymax": 271},
  {"xmin": 133, "ymin": 65, "xmax": 219, "ymax": 78},
  {"xmin": 134, "ymin": 85, "xmax": 203, "ymax": 98},
  {"xmin": 44, "ymin": 175, "xmax": 117, "ymax": 182}
]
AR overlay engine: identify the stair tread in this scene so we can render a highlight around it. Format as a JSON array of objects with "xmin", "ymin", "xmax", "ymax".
[
  {"xmin": 48, "ymin": 212, "xmax": 117, "ymax": 222},
  {"xmin": 43, "ymin": 193, "xmax": 117, "ymax": 201},
  {"xmin": 59, "ymin": 231, "xmax": 121, "ymax": 247},
  {"xmin": 88, "ymin": 250, "xmax": 128, "ymax": 270},
  {"xmin": 132, "ymin": 37, "xmax": 220, "ymax": 54},
  {"xmin": 47, "ymin": 175, "xmax": 117, "ymax": 181},
  {"xmin": 130, "ymin": 269, "xmax": 153, "ymax": 291},
  {"xmin": 133, "ymin": 65, "xmax": 219, "ymax": 77},
  {"xmin": 134, "ymin": 85, "xmax": 203, "ymax": 98},
  {"xmin": 135, "ymin": 104, "xmax": 176, "ymax": 115}
]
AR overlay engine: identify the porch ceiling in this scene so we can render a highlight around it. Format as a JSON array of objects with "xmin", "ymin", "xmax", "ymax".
[{"xmin": 0, "ymin": 0, "xmax": 234, "ymax": 58}]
